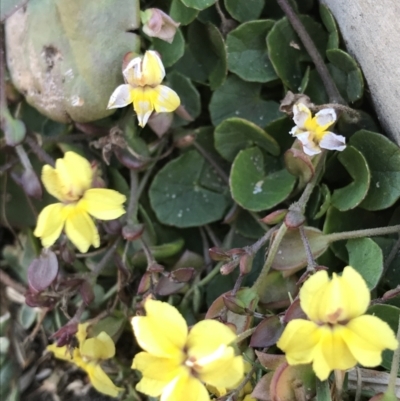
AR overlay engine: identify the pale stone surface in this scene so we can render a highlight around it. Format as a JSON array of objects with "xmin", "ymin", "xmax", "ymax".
[{"xmin": 321, "ymin": 0, "xmax": 400, "ymax": 144}]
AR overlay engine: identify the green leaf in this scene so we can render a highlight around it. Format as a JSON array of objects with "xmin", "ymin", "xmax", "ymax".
[
  {"xmin": 224, "ymin": 0, "xmax": 265, "ymax": 22},
  {"xmin": 226, "ymin": 20, "xmax": 277, "ymax": 83},
  {"xmin": 230, "ymin": 147, "xmax": 296, "ymax": 212},
  {"xmin": 236, "ymin": 210, "xmax": 265, "ymax": 239},
  {"xmin": 214, "ymin": 117, "xmax": 280, "ymax": 162},
  {"xmin": 326, "ymin": 49, "xmax": 364, "ymax": 102},
  {"xmin": 346, "ymin": 238, "xmax": 383, "ymax": 290},
  {"xmin": 175, "ymin": 45, "xmax": 208, "ymax": 83},
  {"xmin": 168, "ymin": 71, "xmax": 201, "ymax": 126},
  {"xmin": 152, "ymin": 28, "xmax": 185, "ymax": 67},
  {"xmin": 5, "ymin": 0, "xmax": 140, "ymax": 123},
  {"xmin": 170, "ymin": 0, "xmax": 199, "ymax": 25},
  {"xmin": 331, "ymin": 146, "xmax": 371, "ymax": 211},
  {"xmin": 319, "ymin": 4, "xmax": 339, "ymax": 49},
  {"xmin": 0, "ymin": 0, "xmax": 26, "ymax": 21},
  {"xmin": 149, "ymin": 150, "xmax": 229, "ymax": 227},
  {"xmin": 367, "ymin": 305, "xmax": 400, "ymax": 372},
  {"xmin": 209, "ymin": 75, "xmax": 282, "ymax": 126},
  {"xmin": 267, "ymin": 16, "xmax": 328, "ymax": 91},
  {"xmin": 181, "ymin": 0, "xmax": 216, "ymax": 10},
  {"xmin": 350, "ymin": 130, "xmax": 400, "ymax": 211}
]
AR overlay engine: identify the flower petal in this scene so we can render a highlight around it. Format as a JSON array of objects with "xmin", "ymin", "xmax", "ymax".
[
  {"xmin": 64, "ymin": 206, "xmax": 100, "ymax": 253},
  {"xmin": 107, "ymin": 84, "xmax": 133, "ymax": 109},
  {"xmin": 55, "ymin": 152, "xmax": 93, "ymax": 199},
  {"xmin": 131, "ymin": 87, "xmax": 155, "ymax": 127},
  {"xmin": 85, "ymin": 362, "xmax": 122, "ymax": 397},
  {"xmin": 131, "ymin": 300, "xmax": 187, "ymax": 359},
  {"xmin": 343, "ymin": 315, "xmax": 398, "ymax": 367},
  {"xmin": 319, "ymin": 132, "xmax": 346, "ymax": 152},
  {"xmin": 277, "ymin": 319, "xmax": 321, "ymax": 365},
  {"xmin": 315, "ymin": 108, "xmax": 336, "ymax": 129},
  {"xmin": 123, "ymin": 56, "xmax": 142, "ymax": 86},
  {"xmin": 80, "ymin": 188, "xmax": 126, "ymax": 220},
  {"xmin": 47, "ymin": 344, "xmax": 76, "ymax": 362},
  {"xmin": 293, "ymin": 103, "xmax": 312, "ymax": 130},
  {"xmin": 161, "ymin": 370, "xmax": 209, "ymax": 401},
  {"xmin": 141, "ymin": 50, "xmax": 165, "ymax": 86},
  {"xmin": 34, "ymin": 203, "xmax": 66, "ymax": 248},
  {"xmin": 295, "ymin": 132, "xmax": 322, "ymax": 156},
  {"xmin": 80, "ymin": 332, "xmax": 115, "ymax": 360},
  {"xmin": 41, "ymin": 165, "xmax": 68, "ymax": 201},
  {"xmin": 187, "ymin": 320, "xmax": 237, "ymax": 360},
  {"xmin": 76, "ymin": 323, "xmax": 89, "ymax": 344},
  {"xmin": 311, "ymin": 325, "xmax": 357, "ymax": 381},
  {"xmin": 151, "ymin": 85, "xmax": 180, "ymax": 113},
  {"xmin": 133, "ymin": 352, "xmax": 184, "ymax": 397}
]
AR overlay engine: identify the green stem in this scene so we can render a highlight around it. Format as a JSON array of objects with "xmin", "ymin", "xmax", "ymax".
[
  {"xmin": 386, "ymin": 317, "xmax": 400, "ymax": 397},
  {"xmin": 126, "ymin": 169, "xmax": 139, "ymax": 224},
  {"xmin": 316, "ymin": 377, "xmax": 332, "ymax": 401},
  {"xmin": 252, "ymin": 224, "xmax": 288, "ymax": 297},
  {"xmin": 325, "ymin": 225, "xmax": 400, "ymax": 243},
  {"xmin": 92, "ymin": 237, "xmax": 121, "ymax": 277}
]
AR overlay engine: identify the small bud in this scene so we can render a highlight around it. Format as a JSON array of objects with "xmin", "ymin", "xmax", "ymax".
[
  {"xmin": 220, "ymin": 259, "xmax": 239, "ymax": 275},
  {"xmin": 173, "ymin": 132, "xmax": 196, "ymax": 148},
  {"xmin": 122, "ymin": 223, "xmax": 144, "ymax": 241},
  {"xmin": 170, "ymin": 268, "xmax": 195, "ymax": 283},
  {"xmin": 148, "ymin": 263, "xmax": 164, "ymax": 273},
  {"xmin": 60, "ymin": 242, "xmax": 76, "ymax": 264},
  {"xmin": 141, "ymin": 8, "xmax": 180, "ymax": 44},
  {"xmin": 20, "ymin": 169, "xmax": 42, "ymax": 199},
  {"xmin": 223, "ymin": 294, "xmax": 247, "ymax": 315},
  {"xmin": 103, "ymin": 218, "xmax": 123, "ymax": 235},
  {"xmin": 137, "ymin": 272, "xmax": 152, "ymax": 294},
  {"xmin": 147, "ymin": 112, "xmax": 173, "ymax": 137},
  {"xmin": 114, "ymin": 147, "xmax": 148, "ymax": 170},
  {"xmin": 27, "ymin": 249, "xmax": 59, "ymax": 293},
  {"xmin": 51, "ymin": 322, "xmax": 78, "ymax": 347},
  {"xmin": 260, "ymin": 209, "xmax": 288, "ymax": 225},
  {"xmin": 284, "ymin": 210, "xmax": 306, "ymax": 229},
  {"xmin": 239, "ymin": 253, "xmax": 254, "ymax": 275},
  {"xmin": 382, "ymin": 287, "xmax": 400, "ymax": 301},
  {"xmin": 3, "ymin": 108, "xmax": 26, "ymax": 146},
  {"xmin": 209, "ymin": 247, "xmax": 230, "ymax": 261},
  {"xmin": 79, "ymin": 281, "xmax": 94, "ymax": 306}
]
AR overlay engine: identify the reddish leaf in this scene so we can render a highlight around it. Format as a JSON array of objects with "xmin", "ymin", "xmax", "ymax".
[
  {"xmin": 27, "ymin": 250, "xmax": 58, "ymax": 293},
  {"xmin": 250, "ymin": 316, "xmax": 284, "ymax": 348}
]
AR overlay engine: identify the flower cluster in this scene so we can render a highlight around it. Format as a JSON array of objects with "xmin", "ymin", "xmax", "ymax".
[
  {"xmin": 277, "ymin": 266, "xmax": 398, "ymax": 380},
  {"xmin": 107, "ymin": 50, "xmax": 180, "ymax": 127},
  {"xmin": 290, "ymin": 103, "xmax": 346, "ymax": 156},
  {"xmin": 47, "ymin": 323, "xmax": 121, "ymax": 397},
  {"xmin": 131, "ymin": 299, "xmax": 244, "ymax": 401},
  {"xmin": 34, "ymin": 151, "xmax": 126, "ymax": 253}
]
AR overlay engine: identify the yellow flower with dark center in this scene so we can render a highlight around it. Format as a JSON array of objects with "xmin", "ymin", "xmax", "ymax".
[
  {"xmin": 107, "ymin": 50, "xmax": 180, "ymax": 127},
  {"xmin": 47, "ymin": 323, "xmax": 122, "ymax": 397},
  {"xmin": 131, "ymin": 299, "xmax": 244, "ymax": 401},
  {"xmin": 290, "ymin": 103, "xmax": 346, "ymax": 156},
  {"xmin": 34, "ymin": 151, "xmax": 126, "ymax": 253},
  {"xmin": 277, "ymin": 266, "xmax": 398, "ymax": 380}
]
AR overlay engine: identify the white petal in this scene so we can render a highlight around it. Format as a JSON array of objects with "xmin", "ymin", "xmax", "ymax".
[
  {"xmin": 319, "ymin": 132, "xmax": 346, "ymax": 151},
  {"xmin": 290, "ymin": 126, "xmax": 302, "ymax": 136},
  {"xmin": 123, "ymin": 56, "xmax": 143, "ymax": 85},
  {"xmin": 296, "ymin": 132, "xmax": 322, "ymax": 156},
  {"xmin": 293, "ymin": 103, "xmax": 312, "ymax": 129},
  {"xmin": 107, "ymin": 85, "xmax": 132, "ymax": 109},
  {"xmin": 315, "ymin": 108, "xmax": 337, "ymax": 127}
]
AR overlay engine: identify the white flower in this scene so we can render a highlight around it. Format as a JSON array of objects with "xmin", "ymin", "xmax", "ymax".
[{"xmin": 290, "ymin": 103, "xmax": 346, "ymax": 156}]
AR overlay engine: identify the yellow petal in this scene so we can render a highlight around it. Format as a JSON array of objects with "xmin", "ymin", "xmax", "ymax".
[
  {"xmin": 131, "ymin": 300, "xmax": 187, "ymax": 359},
  {"xmin": 151, "ymin": 85, "xmax": 180, "ymax": 113},
  {"xmin": 34, "ymin": 203, "xmax": 66, "ymax": 248},
  {"xmin": 41, "ymin": 165, "xmax": 69, "ymax": 201},
  {"xmin": 161, "ymin": 370, "xmax": 210, "ymax": 401},
  {"xmin": 141, "ymin": 50, "xmax": 165, "ymax": 86},
  {"xmin": 55, "ymin": 152, "xmax": 92, "ymax": 199},
  {"xmin": 85, "ymin": 362, "xmax": 122, "ymax": 398},
  {"xmin": 80, "ymin": 332, "xmax": 115, "ymax": 361},
  {"xmin": 187, "ymin": 320, "xmax": 237, "ymax": 360},
  {"xmin": 79, "ymin": 188, "xmax": 126, "ymax": 220},
  {"xmin": 64, "ymin": 206, "xmax": 100, "ymax": 253},
  {"xmin": 76, "ymin": 323, "xmax": 89, "ymax": 345},
  {"xmin": 47, "ymin": 344, "xmax": 75, "ymax": 362},
  {"xmin": 300, "ymin": 266, "xmax": 370, "ymax": 324},
  {"xmin": 311, "ymin": 325, "xmax": 357, "ymax": 381},
  {"xmin": 131, "ymin": 87, "xmax": 155, "ymax": 127},
  {"xmin": 343, "ymin": 315, "xmax": 398, "ymax": 367},
  {"xmin": 133, "ymin": 351, "xmax": 184, "ymax": 397}
]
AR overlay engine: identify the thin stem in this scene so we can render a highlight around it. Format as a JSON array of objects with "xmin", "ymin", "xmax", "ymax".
[
  {"xmin": 14, "ymin": 144, "xmax": 33, "ymax": 170},
  {"xmin": 325, "ymin": 225, "xmax": 400, "ymax": 243},
  {"xmin": 226, "ymin": 363, "xmax": 257, "ymax": 401},
  {"xmin": 276, "ymin": 0, "xmax": 344, "ymax": 104},
  {"xmin": 315, "ymin": 377, "xmax": 332, "ymax": 401},
  {"xmin": 387, "ymin": 318, "xmax": 400, "ymax": 396},
  {"xmin": 126, "ymin": 170, "xmax": 139, "ymax": 224},
  {"xmin": 204, "ymin": 224, "xmax": 222, "ymax": 248},
  {"xmin": 92, "ymin": 238, "xmax": 121, "ymax": 276},
  {"xmin": 300, "ymin": 226, "xmax": 317, "ymax": 270},
  {"xmin": 247, "ymin": 227, "xmax": 276, "ymax": 255},
  {"xmin": 25, "ymin": 135, "xmax": 55, "ymax": 167},
  {"xmin": 199, "ymin": 227, "xmax": 212, "ymax": 268},
  {"xmin": 252, "ymin": 224, "xmax": 288, "ymax": 297},
  {"xmin": 140, "ymin": 238, "xmax": 157, "ymax": 268}
]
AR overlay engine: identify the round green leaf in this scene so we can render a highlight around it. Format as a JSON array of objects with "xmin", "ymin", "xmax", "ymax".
[
  {"xmin": 326, "ymin": 49, "xmax": 364, "ymax": 103},
  {"xmin": 209, "ymin": 75, "xmax": 282, "ymax": 126},
  {"xmin": 267, "ymin": 16, "xmax": 328, "ymax": 91},
  {"xmin": 230, "ymin": 147, "xmax": 296, "ymax": 211},
  {"xmin": 181, "ymin": 0, "xmax": 216, "ymax": 10},
  {"xmin": 350, "ymin": 130, "xmax": 400, "ymax": 211},
  {"xmin": 224, "ymin": 0, "xmax": 265, "ymax": 23},
  {"xmin": 227, "ymin": 20, "xmax": 278, "ymax": 83},
  {"xmin": 170, "ymin": 0, "xmax": 199, "ymax": 25},
  {"xmin": 215, "ymin": 117, "xmax": 280, "ymax": 162},
  {"xmin": 319, "ymin": 4, "xmax": 339, "ymax": 49},
  {"xmin": 152, "ymin": 28, "xmax": 184, "ymax": 67},
  {"xmin": 367, "ymin": 305, "xmax": 400, "ymax": 372},
  {"xmin": 168, "ymin": 71, "xmax": 201, "ymax": 126},
  {"xmin": 331, "ymin": 146, "xmax": 370, "ymax": 211},
  {"xmin": 149, "ymin": 150, "xmax": 229, "ymax": 227},
  {"xmin": 346, "ymin": 238, "xmax": 383, "ymax": 290}
]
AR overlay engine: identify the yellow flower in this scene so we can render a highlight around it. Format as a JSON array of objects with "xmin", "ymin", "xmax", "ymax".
[
  {"xmin": 47, "ymin": 323, "xmax": 122, "ymax": 397},
  {"xmin": 107, "ymin": 50, "xmax": 180, "ymax": 127},
  {"xmin": 131, "ymin": 299, "xmax": 244, "ymax": 401},
  {"xmin": 290, "ymin": 103, "xmax": 346, "ymax": 156},
  {"xmin": 277, "ymin": 266, "xmax": 398, "ymax": 381},
  {"xmin": 34, "ymin": 151, "xmax": 126, "ymax": 253}
]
